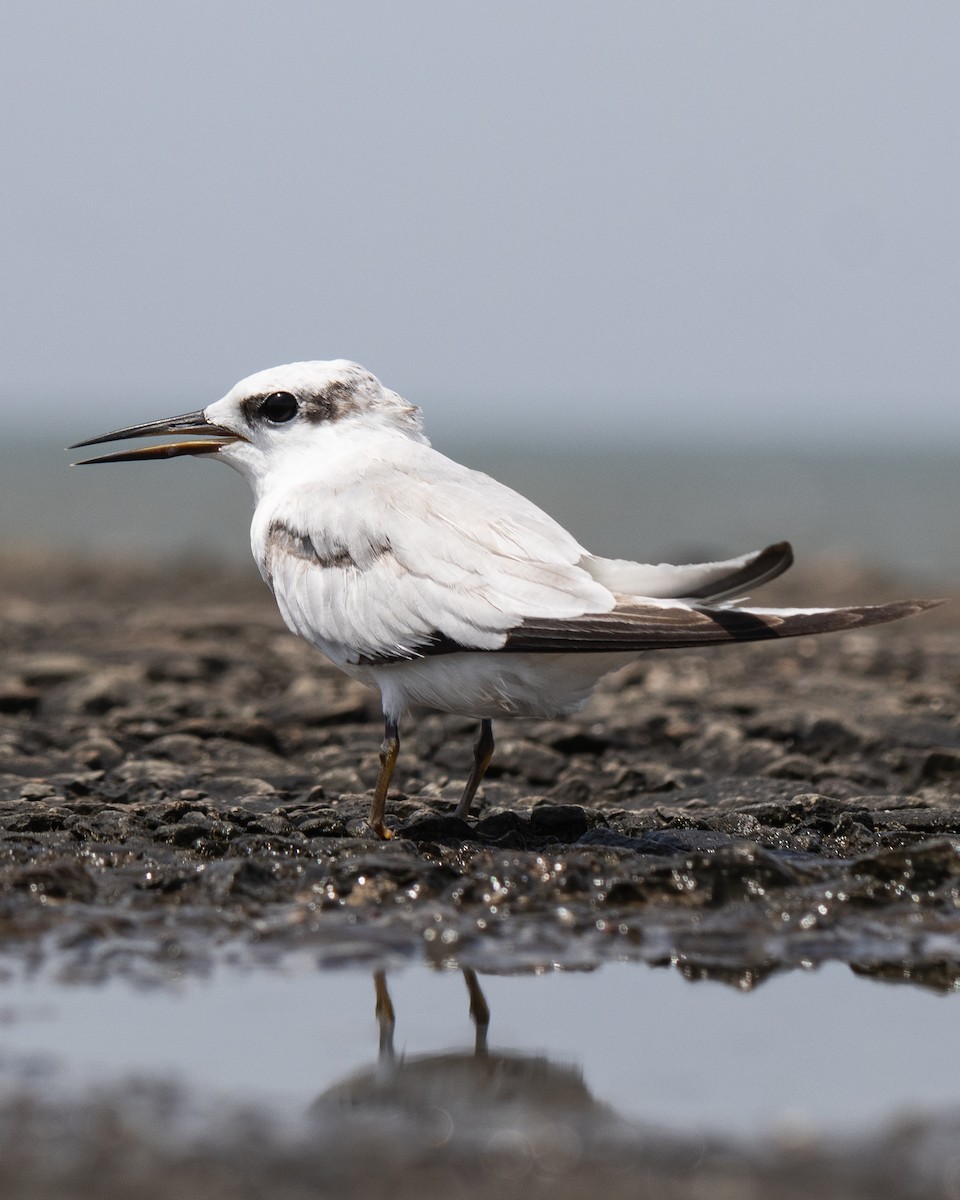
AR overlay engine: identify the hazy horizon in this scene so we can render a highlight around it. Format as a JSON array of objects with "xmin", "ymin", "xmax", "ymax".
[{"xmin": 3, "ymin": 435, "xmax": 957, "ymax": 585}]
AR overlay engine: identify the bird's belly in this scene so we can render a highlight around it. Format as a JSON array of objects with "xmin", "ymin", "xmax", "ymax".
[{"xmin": 364, "ymin": 651, "xmax": 637, "ymax": 720}]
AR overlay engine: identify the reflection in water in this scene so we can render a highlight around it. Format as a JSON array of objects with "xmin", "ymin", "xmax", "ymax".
[
  {"xmin": 374, "ymin": 968, "xmax": 489, "ymax": 1057},
  {"xmin": 304, "ymin": 967, "xmax": 960, "ymax": 1199},
  {"xmin": 851, "ymin": 961, "xmax": 960, "ymax": 993},
  {"xmin": 2, "ymin": 965, "xmax": 960, "ymax": 1196},
  {"xmin": 312, "ymin": 969, "xmax": 623, "ymax": 1157}
]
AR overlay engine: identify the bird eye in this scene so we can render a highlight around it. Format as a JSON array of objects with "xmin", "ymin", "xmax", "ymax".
[{"xmin": 260, "ymin": 391, "xmax": 299, "ymax": 424}]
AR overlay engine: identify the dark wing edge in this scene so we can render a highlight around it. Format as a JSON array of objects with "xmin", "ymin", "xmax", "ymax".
[
  {"xmin": 499, "ymin": 597, "xmax": 945, "ymax": 654},
  {"xmin": 681, "ymin": 541, "xmax": 794, "ymax": 602},
  {"xmin": 359, "ymin": 598, "xmax": 944, "ymax": 664}
]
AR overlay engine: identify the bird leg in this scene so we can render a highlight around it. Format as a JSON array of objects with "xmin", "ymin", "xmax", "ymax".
[
  {"xmin": 454, "ymin": 718, "xmax": 495, "ymax": 819},
  {"xmin": 368, "ymin": 716, "xmax": 399, "ymax": 839},
  {"xmin": 463, "ymin": 968, "xmax": 490, "ymax": 1056},
  {"xmin": 374, "ymin": 970, "xmax": 396, "ymax": 1061}
]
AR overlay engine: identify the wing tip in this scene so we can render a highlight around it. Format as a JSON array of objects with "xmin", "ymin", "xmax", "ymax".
[
  {"xmin": 804, "ymin": 596, "xmax": 947, "ymax": 633},
  {"xmin": 879, "ymin": 597, "xmax": 948, "ymax": 619}
]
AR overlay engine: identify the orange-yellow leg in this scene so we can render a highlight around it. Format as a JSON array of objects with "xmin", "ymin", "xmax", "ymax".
[{"xmin": 368, "ymin": 717, "xmax": 399, "ymax": 839}]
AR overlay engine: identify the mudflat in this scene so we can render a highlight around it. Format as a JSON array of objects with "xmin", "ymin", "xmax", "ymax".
[{"xmin": 0, "ymin": 546, "xmax": 958, "ymax": 1197}]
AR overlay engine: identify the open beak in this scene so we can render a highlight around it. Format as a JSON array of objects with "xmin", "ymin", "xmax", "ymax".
[{"xmin": 69, "ymin": 411, "xmax": 243, "ymax": 464}]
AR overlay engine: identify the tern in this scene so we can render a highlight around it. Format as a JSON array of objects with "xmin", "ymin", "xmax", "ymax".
[{"xmin": 72, "ymin": 360, "xmax": 941, "ymax": 838}]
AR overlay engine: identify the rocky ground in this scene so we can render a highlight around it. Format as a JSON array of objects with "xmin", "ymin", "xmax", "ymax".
[{"xmin": 0, "ymin": 545, "xmax": 958, "ymax": 1196}]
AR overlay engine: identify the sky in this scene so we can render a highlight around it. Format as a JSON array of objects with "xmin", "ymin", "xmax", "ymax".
[{"xmin": 2, "ymin": 1, "xmax": 959, "ymax": 447}]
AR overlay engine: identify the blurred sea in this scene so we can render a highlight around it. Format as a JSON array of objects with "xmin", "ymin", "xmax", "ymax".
[{"xmin": 2, "ymin": 438, "xmax": 957, "ymax": 584}]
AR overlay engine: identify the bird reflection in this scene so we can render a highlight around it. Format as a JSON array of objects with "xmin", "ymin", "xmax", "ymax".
[
  {"xmin": 374, "ymin": 968, "xmax": 490, "ymax": 1058},
  {"xmin": 311, "ymin": 968, "xmax": 620, "ymax": 1152}
]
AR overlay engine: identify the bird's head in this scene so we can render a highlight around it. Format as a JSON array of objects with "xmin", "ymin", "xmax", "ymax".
[{"xmin": 71, "ymin": 360, "xmax": 425, "ymax": 484}]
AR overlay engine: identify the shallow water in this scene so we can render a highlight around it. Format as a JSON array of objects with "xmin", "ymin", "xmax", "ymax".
[
  {"xmin": 2, "ymin": 959, "xmax": 958, "ymax": 1140},
  {"xmin": 7, "ymin": 438, "xmax": 959, "ymax": 581}
]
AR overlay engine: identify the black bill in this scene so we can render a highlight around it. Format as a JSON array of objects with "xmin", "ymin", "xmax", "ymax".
[{"xmin": 69, "ymin": 411, "xmax": 242, "ymax": 464}]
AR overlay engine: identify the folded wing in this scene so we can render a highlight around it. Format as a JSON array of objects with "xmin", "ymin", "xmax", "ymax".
[
  {"xmin": 256, "ymin": 442, "xmax": 940, "ymax": 667},
  {"xmin": 499, "ymin": 597, "xmax": 943, "ymax": 654},
  {"xmin": 257, "ymin": 446, "xmax": 616, "ymax": 664}
]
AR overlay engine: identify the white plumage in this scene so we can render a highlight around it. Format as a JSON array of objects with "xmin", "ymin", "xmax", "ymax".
[{"xmin": 72, "ymin": 359, "xmax": 941, "ymax": 838}]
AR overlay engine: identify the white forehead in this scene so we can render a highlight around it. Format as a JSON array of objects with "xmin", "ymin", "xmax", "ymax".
[{"xmin": 221, "ymin": 359, "xmax": 383, "ymax": 402}]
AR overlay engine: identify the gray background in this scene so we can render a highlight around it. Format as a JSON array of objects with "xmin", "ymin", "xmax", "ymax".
[{"xmin": 3, "ymin": 1, "xmax": 959, "ymax": 447}]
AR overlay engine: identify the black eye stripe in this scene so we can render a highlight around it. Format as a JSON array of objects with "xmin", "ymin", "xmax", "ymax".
[{"xmin": 260, "ymin": 391, "xmax": 299, "ymax": 424}]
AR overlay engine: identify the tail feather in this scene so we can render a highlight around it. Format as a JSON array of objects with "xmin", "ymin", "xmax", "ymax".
[{"xmin": 582, "ymin": 541, "xmax": 794, "ymax": 603}]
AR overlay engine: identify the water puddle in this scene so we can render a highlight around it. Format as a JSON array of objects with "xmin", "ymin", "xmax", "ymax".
[{"xmin": 1, "ymin": 959, "xmax": 958, "ymax": 1140}]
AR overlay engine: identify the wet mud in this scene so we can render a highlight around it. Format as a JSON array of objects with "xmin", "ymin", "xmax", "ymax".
[
  {"xmin": 1, "ymin": 548, "xmax": 957, "ymax": 983},
  {"xmin": 1, "ymin": 547, "xmax": 959, "ymax": 1196}
]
